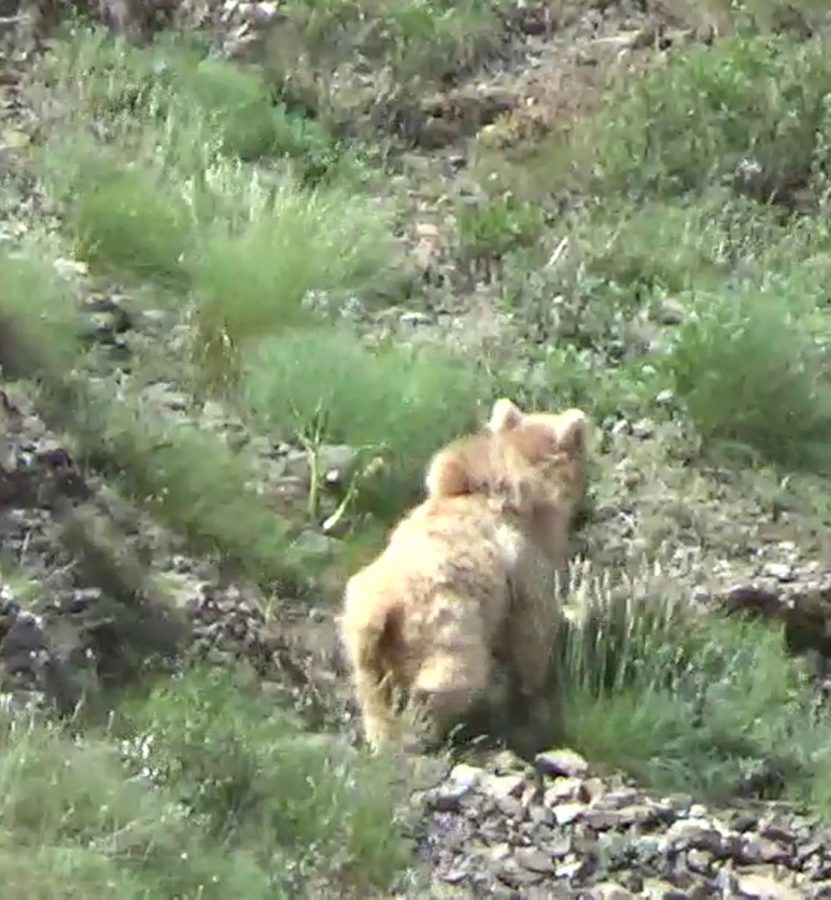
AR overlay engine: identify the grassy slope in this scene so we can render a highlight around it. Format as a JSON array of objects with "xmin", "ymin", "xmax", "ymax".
[{"xmin": 2, "ymin": 1, "xmax": 831, "ymax": 893}]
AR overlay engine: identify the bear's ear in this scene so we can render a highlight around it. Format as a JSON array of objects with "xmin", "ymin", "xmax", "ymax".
[
  {"xmin": 556, "ymin": 408, "xmax": 588, "ymax": 456},
  {"xmin": 488, "ymin": 398, "xmax": 523, "ymax": 433},
  {"xmin": 425, "ymin": 446, "xmax": 471, "ymax": 497}
]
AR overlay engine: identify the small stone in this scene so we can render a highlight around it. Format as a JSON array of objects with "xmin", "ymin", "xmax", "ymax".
[
  {"xmin": 440, "ymin": 865, "xmax": 469, "ymax": 884},
  {"xmin": 283, "ymin": 449, "xmax": 311, "ymax": 482},
  {"xmin": 496, "ymin": 796, "xmax": 523, "ymax": 819},
  {"xmin": 592, "ymin": 883, "xmax": 635, "ymax": 900},
  {"xmin": 496, "ymin": 857, "xmax": 543, "ymax": 888},
  {"xmin": 514, "ymin": 847, "xmax": 555, "ymax": 874},
  {"xmin": 631, "ymin": 418, "xmax": 655, "ymax": 439},
  {"xmin": 292, "ymin": 530, "xmax": 338, "ymax": 559},
  {"xmin": 665, "ymin": 819, "xmax": 724, "ymax": 853},
  {"xmin": 428, "ymin": 764, "xmax": 481, "ymax": 811},
  {"xmin": 603, "ymin": 788, "xmax": 641, "ymax": 809},
  {"xmin": 735, "ymin": 873, "xmax": 801, "ymax": 899},
  {"xmin": 583, "ymin": 808, "xmax": 625, "ymax": 831},
  {"xmin": 482, "ymin": 773, "xmax": 525, "ymax": 801},
  {"xmin": 553, "ymin": 802, "xmax": 587, "ymax": 825},
  {"xmin": 691, "ymin": 584, "xmax": 710, "ymax": 603},
  {"xmin": 535, "ymin": 748, "xmax": 589, "ymax": 779},
  {"xmin": 544, "ymin": 777, "xmax": 583, "ymax": 804},
  {"xmin": 489, "ymin": 749, "xmax": 528, "ymax": 775},
  {"xmin": 54, "ymin": 257, "xmax": 89, "ymax": 277},
  {"xmin": 555, "ymin": 858, "xmax": 590, "ymax": 880},
  {"xmin": 763, "ymin": 562, "xmax": 795, "ymax": 582},
  {"xmin": 737, "ymin": 835, "xmax": 790, "ymax": 865},
  {"xmin": 488, "ymin": 842, "xmax": 512, "ymax": 864},
  {"xmin": 654, "ymin": 297, "xmax": 685, "ymax": 325},
  {"xmin": 318, "ymin": 444, "xmax": 358, "ymax": 481},
  {"xmin": 686, "ymin": 848, "xmax": 713, "ymax": 874},
  {"xmin": 528, "ymin": 804, "xmax": 554, "ymax": 827},
  {"xmin": 616, "ymin": 804, "xmax": 661, "ymax": 827},
  {"xmin": 643, "ymin": 878, "xmax": 691, "ymax": 897},
  {"xmin": 399, "ymin": 310, "xmax": 432, "ymax": 326},
  {"xmin": 582, "ymin": 777, "xmax": 606, "ymax": 803}
]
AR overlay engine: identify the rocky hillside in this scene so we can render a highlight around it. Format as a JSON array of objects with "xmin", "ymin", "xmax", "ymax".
[{"xmin": 1, "ymin": 0, "xmax": 831, "ymax": 896}]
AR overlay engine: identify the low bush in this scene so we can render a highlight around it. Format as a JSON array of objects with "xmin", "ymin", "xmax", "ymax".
[
  {"xmin": 563, "ymin": 562, "xmax": 831, "ymax": 808},
  {"xmin": 569, "ymin": 34, "xmax": 831, "ymax": 197},
  {"xmin": 667, "ymin": 284, "xmax": 831, "ymax": 471},
  {"xmin": 117, "ymin": 665, "xmax": 411, "ymax": 891},
  {"xmin": 243, "ymin": 327, "xmax": 485, "ymax": 516}
]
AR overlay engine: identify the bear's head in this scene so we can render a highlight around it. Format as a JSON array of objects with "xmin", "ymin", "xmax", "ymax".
[{"xmin": 424, "ymin": 397, "xmax": 589, "ymax": 557}]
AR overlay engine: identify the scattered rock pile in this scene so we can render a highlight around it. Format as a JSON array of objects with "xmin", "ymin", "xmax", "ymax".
[
  {"xmin": 416, "ymin": 749, "xmax": 831, "ymax": 898},
  {"xmin": 0, "ymin": 381, "xmax": 347, "ymax": 726}
]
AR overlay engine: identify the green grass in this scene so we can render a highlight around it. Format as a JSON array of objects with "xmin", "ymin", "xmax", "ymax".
[
  {"xmin": 559, "ymin": 33, "xmax": 831, "ymax": 198},
  {"xmin": 563, "ymin": 563, "xmax": 831, "ymax": 809},
  {"xmin": 34, "ymin": 26, "xmax": 404, "ymax": 388},
  {"xmin": 117, "ymin": 665, "xmax": 412, "ymax": 891},
  {"xmin": 243, "ymin": 327, "xmax": 486, "ymax": 516},
  {"xmin": 0, "ymin": 252, "xmax": 81, "ymax": 376},
  {"xmin": 0, "ymin": 666, "xmax": 411, "ymax": 898},
  {"xmin": 265, "ymin": 0, "xmax": 510, "ymax": 124},
  {"xmin": 190, "ymin": 179, "xmax": 400, "ymax": 386},
  {"xmin": 72, "ymin": 164, "xmax": 192, "ymax": 286},
  {"xmin": 668, "ymin": 283, "xmax": 831, "ymax": 471},
  {"xmin": 0, "ymin": 247, "xmax": 317, "ymax": 590},
  {"xmin": 75, "ymin": 390, "xmax": 313, "ymax": 588},
  {"xmin": 458, "ymin": 191, "xmax": 546, "ymax": 266},
  {"xmin": 40, "ymin": 26, "xmax": 342, "ymax": 173}
]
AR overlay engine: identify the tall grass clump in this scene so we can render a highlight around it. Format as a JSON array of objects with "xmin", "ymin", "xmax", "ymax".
[
  {"xmin": 75, "ymin": 391, "xmax": 311, "ymax": 588},
  {"xmin": 243, "ymin": 327, "xmax": 485, "ymax": 516},
  {"xmin": 0, "ymin": 251, "xmax": 82, "ymax": 375},
  {"xmin": 117, "ymin": 665, "xmax": 412, "ymax": 891},
  {"xmin": 0, "ymin": 666, "xmax": 411, "ymax": 897},
  {"xmin": 0, "ymin": 249, "xmax": 310, "ymax": 588},
  {"xmin": 190, "ymin": 182, "xmax": 400, "ymax": 387},
  {"xmin": 0, "ymin": 711, "xmax": 276, "ymax": 897},
  {"xmin": 71, "ymin": 163, "xmax": 192, "ymax": 285},
  {"xmin": 667, "ymin": 285, "xmax": 831, "ymax": 471},
  {"xmin": 563, "ymin": 561, "xmax": 831, "ymax": 808},
  {"xmin": 269, "ymin": 0, "xmax": 507, "ymax": 109},
  {"xmin": 571, "ymin": 33, "xmax": 831, "ymax": 196},
  {"xmin": 40, "ymin": 25, "xmax": 340, "ymax": 170}
]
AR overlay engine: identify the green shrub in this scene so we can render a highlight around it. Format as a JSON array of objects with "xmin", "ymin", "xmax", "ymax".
[
  {"xmin": 0, "ymin": 713, "xmax": 275, "ymax": 898},
  {"xmin": 190, "ymin": 185, "xmax": 399, "ymax": 385},
  {"xmin": 459, "ymin": 192, "xmax": 545, "ymax": 262},
  {"xmin": 0, "ymin": 251, "xmax": 82, "ymax": 375},
  {"xmin": 279, "ymin": 0, "xmax": 506, "ymax": 87},
  {"xmin": 243, "ymin": 327, "xmax": 485, "ymax": 515},
  {"xmin": 383, "ymin": 0, "xmax": 505, "ymax": 81},
  {"xmin": 71, "ymin": 164, "xmax": 192, "ymax": 285},
  {"xmin": 563, "ymin": 563, "xmax": 831, "ymax": 807},
  {"xmin": 118, "ymin": 665, "xmax": 411, "ymax": 890},
  {"xmin": 41, "ymin": 26, "xmax": 340, "ymax": 171},
  {"xmin": 667, "ymin": 285, "xmax": 831, "ymax": 471},
  {"xmin": 572, "ymin": 34, "xmax": 831, "ymax": 195},
  {"xmin": 71, "ymin": 386, "xmax": 310, "ymax": 589}
]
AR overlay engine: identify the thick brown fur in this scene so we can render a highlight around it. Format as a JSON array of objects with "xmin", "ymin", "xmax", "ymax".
[{"xmin": 339, "ymin": 398, "xmax": 589, "ymax": 752}]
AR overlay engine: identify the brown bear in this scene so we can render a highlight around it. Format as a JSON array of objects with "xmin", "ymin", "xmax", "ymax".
[{"xmin": 339, "ymin": 398, "xmax": 589, "ymax": 753}]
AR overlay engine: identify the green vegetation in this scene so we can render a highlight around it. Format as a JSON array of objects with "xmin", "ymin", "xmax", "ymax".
[
  {"xmin": 563, "ymin": 564, "xmax": 831, "ymax": 809},
  {"xmin": 669, "ymin": 284, "xmax": 831, "ymax": 471},
  {"xmin": 1, "ymin": 248, "xmax": 311, "ymax": 590},
  {"xmin": 0, "ymin": 666, "xmax": 410, "ymax": 898},
  {"xmin": 4, "ymin": 4, "xmax": 831, "ymax": 893},
  {"xmin": 567, "ymin": 34, "xmax": 831, "ymax": 197},
  {"xmin": 243, "ymin": 328, "xmax": 483, "ymax": 514},
  {"xmin": 265, "ymin": 0, "xmax": 511, "ymax": 124}
]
